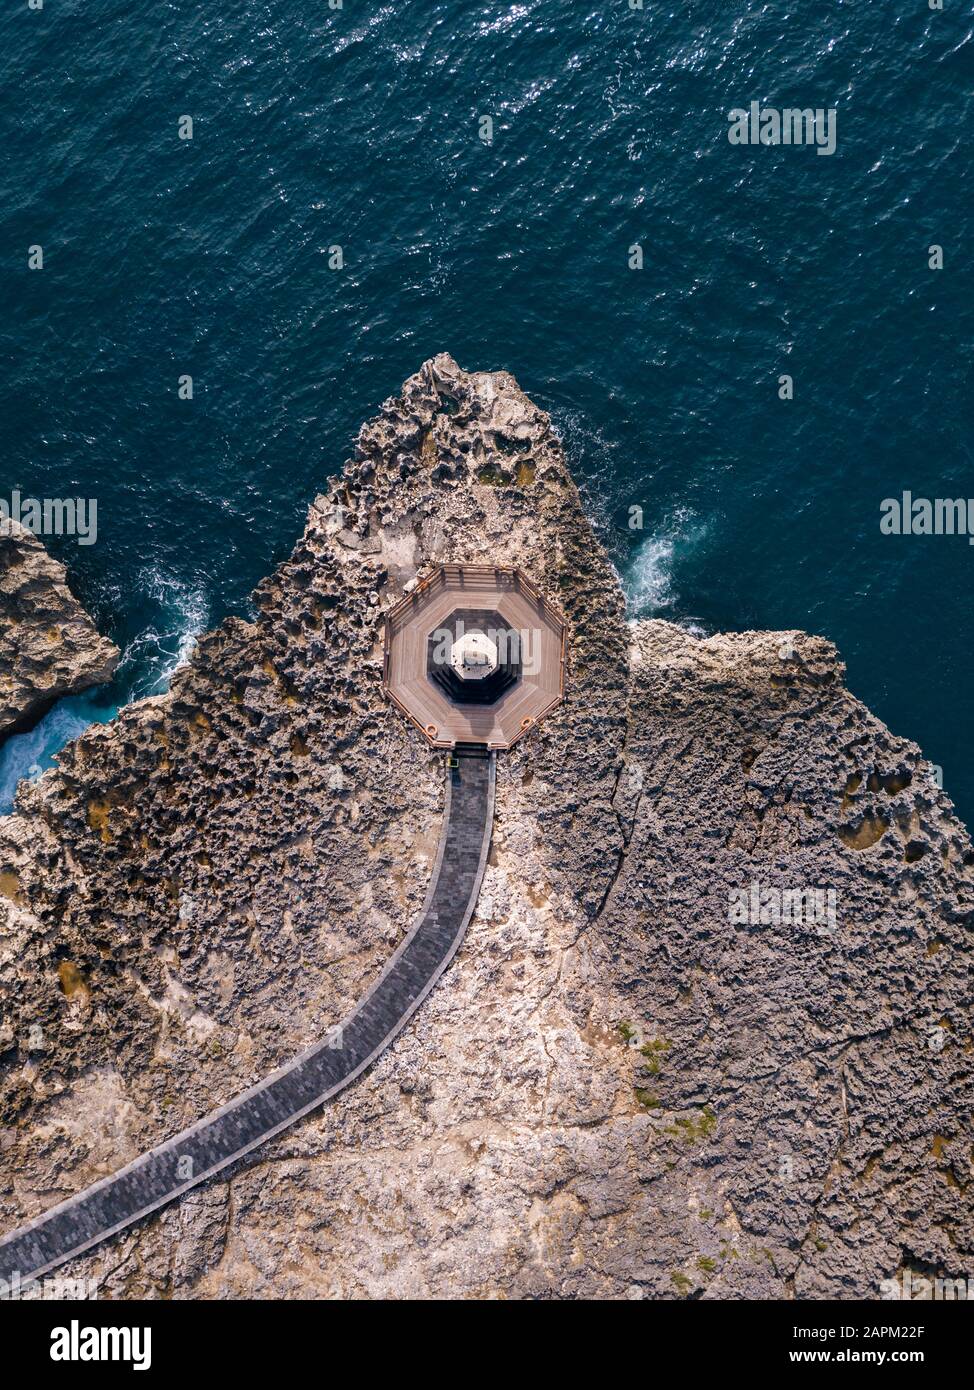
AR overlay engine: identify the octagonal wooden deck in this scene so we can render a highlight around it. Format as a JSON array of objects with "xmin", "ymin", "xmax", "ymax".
[{"xmin": 383, "ymin": 564, "xmax": 567, "ymax": 749}]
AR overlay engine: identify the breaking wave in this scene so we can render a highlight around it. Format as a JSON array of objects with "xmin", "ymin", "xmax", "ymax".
[
  {"xmin": 0, "ymin": 569, "xmax": 210, "ymax": 815},
  {"xmin": 118, "ymin": 569, "xmax": 210, "ymax": 698},
  {"xmin": 624, "ymin": 509, "xmax": 710, "ymax": 627}
]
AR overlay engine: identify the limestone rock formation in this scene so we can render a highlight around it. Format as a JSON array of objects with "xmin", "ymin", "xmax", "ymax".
[
  {"xmin": 0, "ymin": 521, "xmax": 119, "ymax": 738},
  {"xmin": 0, "ymin": 356, "xmax": 971, "ymax": 1299}
]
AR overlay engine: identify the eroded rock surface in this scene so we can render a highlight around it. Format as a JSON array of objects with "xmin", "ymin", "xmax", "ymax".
[
  {"xmin": 0, "ymin": 521, "xmax": 119, "ymax": 738},
  {"xmin": 0, "ymin": 356, "xmax": 970, "ymax": 1299}
]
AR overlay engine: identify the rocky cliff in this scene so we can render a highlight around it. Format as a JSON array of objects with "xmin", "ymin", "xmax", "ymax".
[
  {"xmin": 0, "ymin": 520, "xmax": 119, "ymax": 739},
  {"xmin": 0, "ymin": 356, "xmax": 971, "ymax": 1299}
]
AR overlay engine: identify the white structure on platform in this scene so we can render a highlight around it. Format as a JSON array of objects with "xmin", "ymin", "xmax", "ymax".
[{"xmin": 450, "ymin": 630, "xmax": 498, "ymax": 681}]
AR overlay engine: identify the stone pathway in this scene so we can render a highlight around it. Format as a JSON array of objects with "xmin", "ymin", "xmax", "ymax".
[{"xmin": 0, "ymin": 747, "xmax": 495, "ymax": 1284}]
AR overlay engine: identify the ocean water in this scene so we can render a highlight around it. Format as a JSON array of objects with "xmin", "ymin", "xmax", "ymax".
[{"xmin": 1, "ymin": 2, "xmax": 971, "ymax": 818}]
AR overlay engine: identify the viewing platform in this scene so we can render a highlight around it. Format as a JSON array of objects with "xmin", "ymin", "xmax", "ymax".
[{"xmin": 382, "ymin": 564, "xmax": 567, "ymax": 749}]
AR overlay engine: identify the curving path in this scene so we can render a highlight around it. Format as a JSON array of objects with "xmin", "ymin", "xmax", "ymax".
[{"xmin": 0, "ymin": 746, "xmax": 495, "ymax": 1284}]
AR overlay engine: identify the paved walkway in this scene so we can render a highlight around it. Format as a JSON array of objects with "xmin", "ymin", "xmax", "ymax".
[{"xmin": 0, "ymin": 747, "xmax": 495, "ymax": 1284}]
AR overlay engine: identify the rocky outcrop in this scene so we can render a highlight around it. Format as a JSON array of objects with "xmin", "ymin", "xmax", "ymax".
[
  {"xmin": 0, "ymin": 356, "xmax": 971, "ymax": 1300},
  {"xmin": 0, "ymin": 521, "xmax": 119, "ymax": 738}
]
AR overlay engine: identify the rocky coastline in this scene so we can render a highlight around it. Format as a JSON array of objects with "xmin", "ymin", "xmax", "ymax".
[
  {"xmin": 0, "ymin": 520, "xmax": 119, "ymax": 741},
  {"xmin": 0, "ymin": 356, "xmax": 971, "ymax": 1299}
]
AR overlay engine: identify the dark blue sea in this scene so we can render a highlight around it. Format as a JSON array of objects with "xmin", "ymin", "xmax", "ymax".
[{"xmin": 2, "ymin": 1, "xmax": 972, "ymax": 819}]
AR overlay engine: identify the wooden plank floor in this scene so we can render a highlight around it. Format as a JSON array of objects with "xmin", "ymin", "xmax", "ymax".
[{"xmin": 384, "ymin": 568, "xmax": 565, "ymax": 748}]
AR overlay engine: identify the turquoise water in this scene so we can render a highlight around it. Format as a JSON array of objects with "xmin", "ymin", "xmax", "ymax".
[
  {"xmin": 1, "ymin": 2, "xmax": 972, "ymax": 818},
  {"xmin": 0, "ymin": 567, "xmax": 207, "ymax": 809}
]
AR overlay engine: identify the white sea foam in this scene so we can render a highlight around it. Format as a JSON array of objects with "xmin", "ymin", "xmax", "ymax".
[
  {"xmin": 0, "ymin": 691, "xmax": 118, "ymax": 815},
  {"xmin": 0, "ymin": 570, "xmax": 210, "ymax": 815},
  {"xmin": 120, "ymin": 569, "xmax": 209, "ymax": 697},
  {"xmin": 627, "ymin": 531, "xmax": 678, "ymax": 613},
  {"xmin": 548, "ymin": 411, "xmax": 710, "ymax": 635},
  {"xmin": 624, "ymin": 508, "xmax": 710, "ymax": 630}
]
